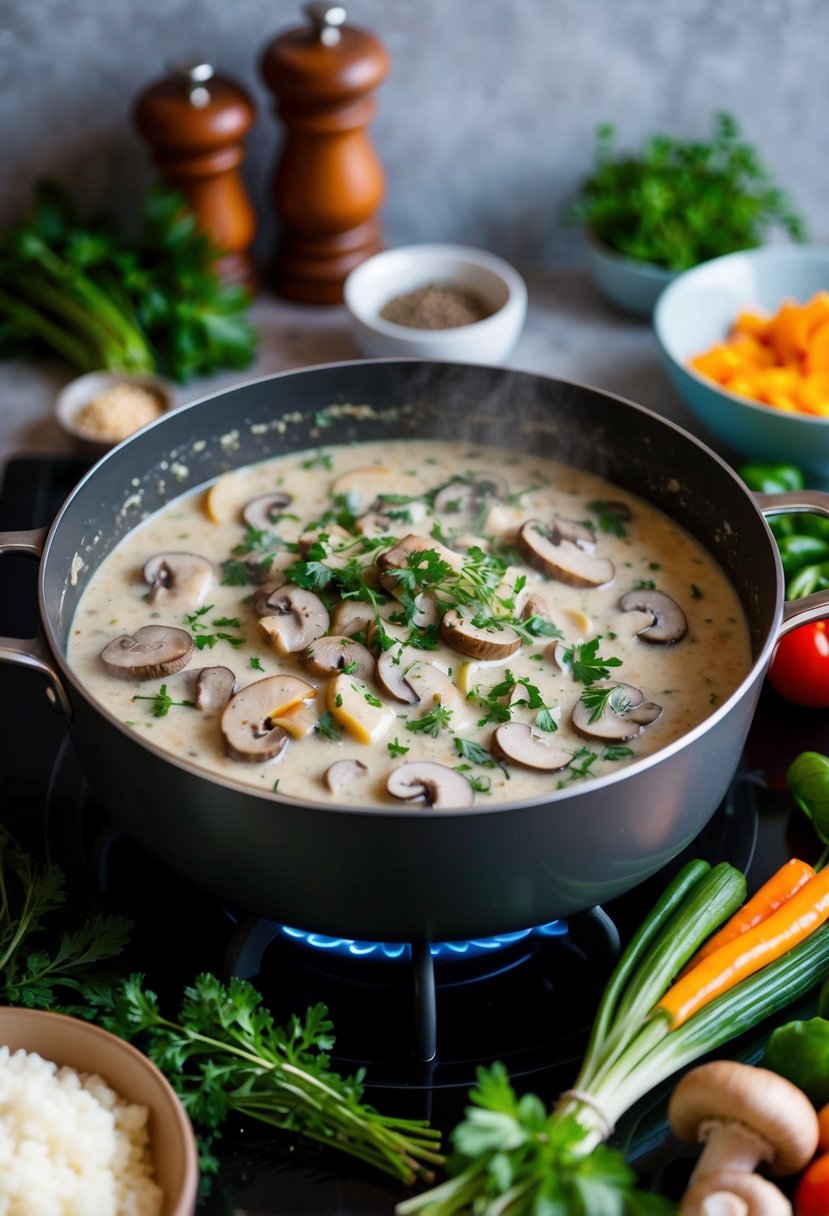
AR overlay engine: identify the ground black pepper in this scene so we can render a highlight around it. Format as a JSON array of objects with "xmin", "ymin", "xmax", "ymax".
[{"xmin": 379, "ymin": 282, "xmax": 491, "ymax": 329}]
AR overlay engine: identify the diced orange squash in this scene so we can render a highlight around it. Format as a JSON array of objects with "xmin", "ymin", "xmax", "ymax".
[
  {"xmin": 733, "ymin": 310, "xmax": 772, "ymax": 342},
  {"xmin": 806, "ymin": 320, "xmax": 829, "ymax": 375},
  {"xmin": 689, "ymin": 292, "xmax": 829, "ymax": 418}
]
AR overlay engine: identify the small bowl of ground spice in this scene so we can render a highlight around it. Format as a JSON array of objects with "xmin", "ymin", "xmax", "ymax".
[
  {"xmin": 55, "ymin": 370, "xmax": 174, "ymax": 456},
  {"xmin": 344, "ymin": 244, "xmax": 527, "ymax": 363}
]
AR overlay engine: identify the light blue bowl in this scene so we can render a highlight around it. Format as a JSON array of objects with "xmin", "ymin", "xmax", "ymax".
[
  {"xmin": 654, "ymin": 245, "xmax": 829, "ymax": 478},
  {"xmin": 584, "ymin": 233, "xmax": 678, "ymax": 318}
]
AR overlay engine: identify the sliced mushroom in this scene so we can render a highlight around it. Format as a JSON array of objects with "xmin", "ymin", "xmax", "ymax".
[
  {"xmin": 273, "ymin": 698, "xmax": 319, "ymax": 739},
  {"xmin": 376, "ymin": 533, "xmax": 464, "ymax": 595},
  {"xmin": 324, "ymin": 759, "xmax": 368, "ymax": 795},
  {"xmin": 619, "ymin": 590, "xmax": 688, "ymax": 643},
  {"xmin": 491, "ymin": 722, "xmax": 571, "ymax": 771},
  {"xmin": 439, "ymin": 608, "xmax": 521, "ymax": 661},
  {"xmin": 376, "ymin": 647, "xmax": 420, "ymax": 704},
  {"xmin": 411, "ymin": 592, "xmax": 439, "ymax": 629},
  {"xmin": 252, "ymin": 573, "xmax": 289, "ymax": 617},
  {"xmin": 258, "ymin": 585, "xmax": 330, "ymax": 655},
  {"xmin": 242, "ymin": 492, "xmax": 293, "ymax": 530},
  {"xmin": 331, "ymin": 600, "xmax": 375, "ymax": 637},
  {"xmin": 243, "ymin": 552, "xmax": 288, "ymax": 586},
  {"xmin": 433, "ymin": 474, "xmax": 507, "ymax": 515},
  {"xmin": 194, "ymin": 666, "xmax": 237, "ymax": 712},
  {"xmin": 387, "ymin": 762, "xmax": 474, "ymax": 809},
  {"xmin": 101, "ymin": 625, "xmax": 194, "ymax": 680},
  {"xmin": 521, "ymin": 592, "xmax": 550, "ymax": 621},
  {"xmin": 327, "ymin": 674, "xmax": 395, "ymax": 744},
  {"xmin": 143, "ymin": 552, "xmax": 215, "ymax": 608},
  {"xmin": 516, "ymin": 520, "xmax": 615, "ymax": 589},
  {"xmin": 303, "ymin": 635, "xmax": 375, "ymax": 681},
  {"xmin": 571, "ymin": 682, "xmax": 663, "ymax": 741},
  {"xmin": 551, "ymin": 516, "xmax": 597, "ymax": 552},
  {"xmin": 330, "ymin": 459, "xmax": 415, "ymax": 508},
  {"xmin": 298, "ymin": 524, "xmax": 353, "ymax": 560},
  {"xmin": 221, "ymin": 674, "xmax": 315, "ymax": 762},
  {"xmin": 405, "ymin": 662, "xmax": 475, "ymax": 730}
]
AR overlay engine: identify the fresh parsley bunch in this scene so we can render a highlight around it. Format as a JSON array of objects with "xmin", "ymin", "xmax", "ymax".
[
  {"xmin": 0, "ymin": 179, "xmax": 256, "ymax": 381},
  {"xmin": 568, "ymin": 112, "xmax": 806, "ymax": 270},
  {"xmin": 93, "ymin": 972, "xmax": 444, "ymax": 1183},
  {"xmin": 0, "ymin": 825, "xmax": 131, "ymax": 1007}
]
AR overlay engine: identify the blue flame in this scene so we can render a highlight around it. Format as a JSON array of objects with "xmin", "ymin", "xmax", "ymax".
[{"xmin": 279, "ymin": 920, "xmax": 568, "ymax": 961}]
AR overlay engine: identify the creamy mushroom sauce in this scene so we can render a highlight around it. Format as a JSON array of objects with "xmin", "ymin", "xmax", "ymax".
[{"xmin": 67, "ymin": 440, "xmax": 751, "ymax": 809}]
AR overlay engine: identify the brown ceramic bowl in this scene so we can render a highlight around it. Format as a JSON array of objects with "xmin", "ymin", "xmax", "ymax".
[{"xmin": 0, "ymin": 1006, "xmax": 198, "ymax": 1216}]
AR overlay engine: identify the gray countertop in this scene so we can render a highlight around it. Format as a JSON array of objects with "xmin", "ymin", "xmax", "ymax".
[{"xmin": 0, "ymin": 267, "xmax": 716, "ymax": 462}]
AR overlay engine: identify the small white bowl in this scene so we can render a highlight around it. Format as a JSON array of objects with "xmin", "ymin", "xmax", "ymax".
[
  {"xmin": 0, "ymin": 1006, "xmax": 199, "ymax": 1215},
  {"xmin": 343, "ymin": 244, "xmax": 528, "ymax": 363},
  {"xmin": 55, "ymin": 370, "xmax": 175, "ymax": 456}
]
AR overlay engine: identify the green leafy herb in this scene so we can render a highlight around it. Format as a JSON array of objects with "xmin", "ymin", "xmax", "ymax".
[
  {"xmin": 91, "ymin": 973, "xmax": 442, "ymax": 1184},
  {"xmin": 406, "ymin": 704, "xmax": 454, "ymax": 737},
  {"xmin": 302, "ymin": 449, "xmax": 334, "ymax": 470},
  {"xmin": 131, "ymin": 683, "xmax": 194, "ymax": 717},
  {"xmin": 535, "ymin": 707, "xmax": 558, "ymax": 733},
  {"xmin": 0, "ymin": 180, "xmax": 256, "ymax": 381},
  {"xmin": 454, "ymin": 738, "xmax": 493, "ymax": 766},
  {"xmin": 315, "ymin": 710, "xmax": 341, "ymax": 741},
  {"xmin": 562, "ymin": 638, "xmax": 623, "ymax": 686},
  {"xmin": 250, "ymin": 656, "xmax": 264, "ymax": 671},
  {"xmin": 690, "ymin": 584, "xmax": 703, "ymax": 600},
  {"xmin": 587, "ymin": 499, "xmax": 630, "ymax": 538},
  {"xmin": 566, "ymin": 113, "xmax": 806, "ymax": 271},
  {"xmin": 580, "ymin": 683, "xmax": 633, "ymax": 724},
  {"xmin": 0, "ymin": 826, "xmax": 131, "ymax": 1009},
  {"xmin": 388, "ymin": 737, "xmax": 410, "ymax": 758}
]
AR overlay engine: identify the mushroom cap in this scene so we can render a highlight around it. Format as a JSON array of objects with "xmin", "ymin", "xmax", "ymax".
[
  {"xmin": 515, "ymin": 520, "xmax": 615, "ymax": 589},
  {"xmin": 257, "ymin": 584, "xmax": 330, "ymax": 654},
  {"xmin": 242, "ymin": 492, "xmax": 293, "ymax": 530},
  {"xmin": 433, "ymin": 474, "xmax": 507, "ymax": 515},
  {"xmin": 194, "ymin": 665, "xmax": 237, "ymax": 712},
  {"xmin": 491, "ymin": 721, "xmax": 571, "ymax": 771},
  {"xmin": 302, "ymin": 635, "xmax": 375, "ymax": 681},
  {"xmin": 324, "ymin": 759, "xmax": 368, "ymax": 795},
  {"xmin": 100, "ymin": 625, "xmax": 194, "ymax": 680},
  {"xmin": 252, "ymin": 574, "xmax": 289, "ymax": 617},
  {"xmin": 143, "ymin": 551, "xmax": 215, "ymax": 608},
  {"xmin": 439, "ymin": 608, "xmax": 522, "ymax": 661},
  {"xmin": 221, "ymin": 674, "xmax": 315, "ymax": 763},
  {"xmin": 680, "ymin": 1170, "xmax": 792, "ymax": 1216},
  {"xmin": 619, "ymin": 589, "xmax": 688, "ymax": 643},
  {"xmin": 387, "ymin": 761, "xmax": 474, "ymax": 809},
  {"xmin": 668, "ymin": 1062, "xmax": 819, "ymax": 1176},
  {"xmin": 331, "ymin": 600, "xmax": 376, "ymax": 637},
  {"xmin": 376, "ymin": 647, "xmax": 420, "ymax": 704},
  {"xmin": 571, "ymin": 682, "xmax": 662, "ymax": 741}
]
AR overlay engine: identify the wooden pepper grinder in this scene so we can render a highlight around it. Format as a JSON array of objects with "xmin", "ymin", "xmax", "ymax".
[
  {"xmin": 133, "ymin": 61, "xmax": 258, "ymax": 290},
  {"xmin": 260, "ymin": 3, "xmax": 390, "ymax": 304}
]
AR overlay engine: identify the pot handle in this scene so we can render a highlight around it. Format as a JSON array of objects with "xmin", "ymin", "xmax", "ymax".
[
  {"xmin": 0, "ymin": 528, "xmax": 72, "ymax": 718},
  {"xmin": 756, "ymin": 490, "xmax": 829, "ymax": 637}
]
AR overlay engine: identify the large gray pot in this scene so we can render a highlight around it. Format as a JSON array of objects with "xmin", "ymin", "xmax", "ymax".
[{"xmin": 2, "ymin": 360, "xmax": 827, "ymax": 942}]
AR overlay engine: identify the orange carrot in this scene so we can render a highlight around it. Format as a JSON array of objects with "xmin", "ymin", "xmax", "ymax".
[
  {"xmin": 679, "ymin": 858, "xmax": 816, "ymax": 977},
  {"xmin": 657, "ymin": 863, "xmax": 829, "ymax": 1029}
]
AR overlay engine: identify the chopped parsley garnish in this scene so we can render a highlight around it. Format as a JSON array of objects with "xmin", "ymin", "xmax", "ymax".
[
  {"xmin": 131, "ymin": 683, "xmax": 194, "ymax": 718},
  {"xmin": 302, "ymin": 449, "xmax": 334, "ymax": 470},
  {"xmin": 315, "ymin": 711, "xmax": 341, "ymax": 741},
  {"xmin": 561, "ymin": 638, "xmax": 623, "ymax": 686},
  {"xmin": 454, "ymin": 737, "xmax": 493, "ymax": 765},
  {"xmin": 691, "ymin": 583, "xmax": 703, "ymax": 599},
  {"xmin": 632, "ymin": 578, "xmax": 657, "ymax": 591},
  {"xmin": 534, "ymin": 707, "xmax": 558, "ymax": 733},
  {"xmin": 406, "ymin": 704, "xmax": 454, "ymax": 737},
  {"xmin": 587, "ymin": 499, "xmax": 629, "ymax": 537},
  {"xmin": 249, "ymin": 656, "xmax": 264, "ymax": 671},
  {"xmin": 580, "ymin": 684, "xmax": 633, "ymax": 724},
  {"xmin": 603, "ymin": 744, "xmax": 635, "ymax": 761},
  {"xmin": 387, "ymin": 737, "xmax": 410, "ymax": 758}
]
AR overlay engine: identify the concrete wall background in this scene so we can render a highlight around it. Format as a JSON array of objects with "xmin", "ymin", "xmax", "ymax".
[{"xmin": 2, "ymin": 0, "xmax": 826, "ymax": 269}]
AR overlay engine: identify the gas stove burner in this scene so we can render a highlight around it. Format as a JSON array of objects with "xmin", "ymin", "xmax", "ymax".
[{"xmin": 277, "ymin": 919, "xmax": 568, "ymax": 961}]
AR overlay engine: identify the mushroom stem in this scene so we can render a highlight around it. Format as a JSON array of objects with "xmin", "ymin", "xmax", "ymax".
[
  {"xmin": 699, "ymin": 1195, "xmax": 748, "ymax": 1216},
  {"xmin": 689, "ymin": 1121, "xmax": 774, "ymax": 1186}
]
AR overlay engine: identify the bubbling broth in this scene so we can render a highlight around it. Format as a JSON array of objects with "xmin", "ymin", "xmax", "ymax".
[{"xmin": 67, "ymin": 439, "xmax": 751, "ymax": 809}]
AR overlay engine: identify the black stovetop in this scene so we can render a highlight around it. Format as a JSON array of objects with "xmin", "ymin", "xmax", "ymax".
[{"xmin": 1, "ymin": 454, "xmax": 826, "ymax": 1215}]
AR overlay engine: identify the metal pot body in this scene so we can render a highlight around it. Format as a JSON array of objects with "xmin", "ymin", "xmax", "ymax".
[{"xmin": 5, "ymin": 362, "xmax": 796, "ymax": 940}]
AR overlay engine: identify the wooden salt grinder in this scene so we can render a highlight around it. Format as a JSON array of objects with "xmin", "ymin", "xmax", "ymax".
[
  {"xmin": 133, "ymin": 62, "xmax": 258, "ymax": 290},
  {"xmin": 260, "ymin": 3, "xmax": 390, "ymax": 304}
]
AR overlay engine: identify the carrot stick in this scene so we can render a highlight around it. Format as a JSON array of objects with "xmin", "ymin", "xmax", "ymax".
[
  {"xmin": 657, "ymin": 863, "xmax": 829, "ymax": 1029},
  {"xmin": 678, "ymin": 858, "xmax": 816, "ymax": 977}
]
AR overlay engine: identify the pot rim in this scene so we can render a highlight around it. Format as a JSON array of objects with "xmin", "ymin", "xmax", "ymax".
[{"xmin": 38, "ymin": 357, "xmax": 785, "ymax": 819}]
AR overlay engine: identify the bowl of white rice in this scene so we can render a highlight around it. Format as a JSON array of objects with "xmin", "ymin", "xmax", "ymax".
[{"xmin": 0, "ymin": 1006, "xmax": 198, "ymax": 1216}]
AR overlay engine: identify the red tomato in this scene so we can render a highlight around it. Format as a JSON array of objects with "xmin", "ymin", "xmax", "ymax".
[
  {"xmin": 768, "ymin": 622, "xmax": 829, "ymax": 707},
  {"xmin": 819, "ymin": 1102, "xmax": 829, "ymax": 1153},
  {"xmin": 796, "ymin": 1151, "xmax": 829, "ymax": 1215}
]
